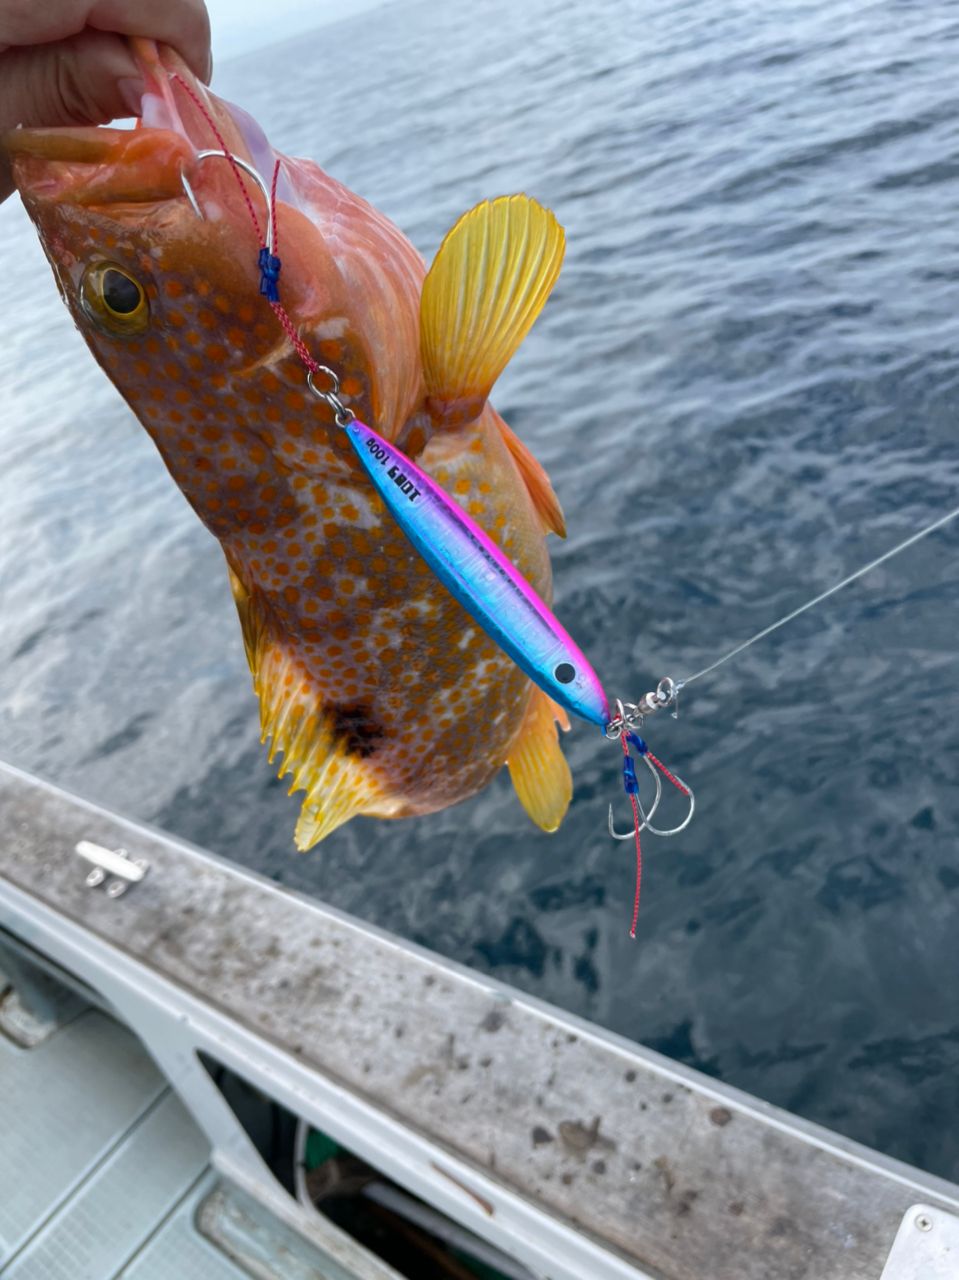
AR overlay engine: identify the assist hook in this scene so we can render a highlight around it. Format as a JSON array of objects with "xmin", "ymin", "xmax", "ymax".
[{"xmin": 606, "ymin": 697, "xmax": 695, "ymax": 840}]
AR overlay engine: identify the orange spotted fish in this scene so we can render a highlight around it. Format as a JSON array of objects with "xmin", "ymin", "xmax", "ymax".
[{"xmin": 5, "ymin": 41, "xmax": 579, "ymax": 849}]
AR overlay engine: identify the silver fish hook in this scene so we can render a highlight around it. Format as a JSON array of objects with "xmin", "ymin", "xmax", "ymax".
[
  {"xmin": 609, "ymin": 761, "xmax": 695, "ymax": 839},
  {"xmin": 607, "ymin": 750, "xmax": 663, "ymax": 840},
  {"xmin": 634, "ymin": 769, "xmax": 695, "ymax": 837},
  {"xmin": 180, "ymin": 149, "xmax": 276, "ymax": 255}
]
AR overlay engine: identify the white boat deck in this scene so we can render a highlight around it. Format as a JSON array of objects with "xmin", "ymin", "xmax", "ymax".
[{"xmin": 0, "ymin": 1001, "xmax": 348, "ymax": 1280}]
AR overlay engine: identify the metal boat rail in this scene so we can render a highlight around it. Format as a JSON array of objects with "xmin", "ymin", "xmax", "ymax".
[{"xmin": 0, "ymin": 759, "xmax": 956, "ymax": 1279}]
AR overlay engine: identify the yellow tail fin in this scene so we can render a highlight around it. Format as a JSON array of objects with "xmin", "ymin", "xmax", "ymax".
[{"xmin": 227, "ymin": 566, "xmax": 389, "ymax": 849}]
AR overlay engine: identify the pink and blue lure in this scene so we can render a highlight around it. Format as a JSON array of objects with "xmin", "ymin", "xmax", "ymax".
[{"xmin": 343, "ymin": 418, "xmax": 610, "ymax": 728}]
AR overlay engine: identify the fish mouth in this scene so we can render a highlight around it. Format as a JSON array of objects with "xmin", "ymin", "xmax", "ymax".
[{"xmin": 2, "ymin": 40, "xmax": 250, "ymax": 207}]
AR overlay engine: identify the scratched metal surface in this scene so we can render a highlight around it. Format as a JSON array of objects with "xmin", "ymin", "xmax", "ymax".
[{"xmin": 1, "ymin": 763, "xmax": 957, "ymax": 1280}]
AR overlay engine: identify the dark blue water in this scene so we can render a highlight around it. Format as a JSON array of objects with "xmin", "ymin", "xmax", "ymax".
[{"xmin": 2, "ymin": 0, "xmax": 958, "ymax": 1182}]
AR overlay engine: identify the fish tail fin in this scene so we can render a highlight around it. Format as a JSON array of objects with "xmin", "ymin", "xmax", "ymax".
[
  {"xmin": 420, "ymin": 194, "xmax": 565, "ymax": 425},
  {"xmin": 506, "ymin": 686, "xmax": 572, "ymax": 832},
  {"xmin": 227, "ymin": 565, "xmax": 389, "ymax": 849}
]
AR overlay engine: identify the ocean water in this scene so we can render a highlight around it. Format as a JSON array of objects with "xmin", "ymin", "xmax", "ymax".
[{"xmin": 2, "ymin": 0, "xmax": 958, "ymax": 1182}]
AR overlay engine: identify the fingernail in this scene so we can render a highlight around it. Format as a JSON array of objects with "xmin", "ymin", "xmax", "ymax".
[{"xmin": 117, "ymin": 77, "xmax": 145, "ymax": 118}]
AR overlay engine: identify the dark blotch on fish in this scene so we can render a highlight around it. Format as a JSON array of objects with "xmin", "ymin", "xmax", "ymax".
[{"xmin": 330, "ymin": 703, "xmax": 383, "ymax": 758}]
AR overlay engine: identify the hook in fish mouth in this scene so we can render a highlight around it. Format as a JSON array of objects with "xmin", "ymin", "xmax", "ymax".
[{"xmin": 181, "ymin": 150, "xmax": 278, "ymax": 254}]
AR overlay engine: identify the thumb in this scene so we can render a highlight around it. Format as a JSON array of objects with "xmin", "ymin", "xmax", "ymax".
[{"xmin": 0, "ymin": 30, "xmax": 144, "ymax": 134}]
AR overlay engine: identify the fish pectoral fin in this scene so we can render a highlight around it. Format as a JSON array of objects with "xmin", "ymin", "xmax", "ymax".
[
  {"xmin": 506, "ymin": 687, "xmax": 572, "ymax": 832},
  {"xmin": 226, "ymin": 565, "xmax": 386, "ymax": 849},
  {"xmin": 496, "ymin": 415, "xmax": 567, "ymax": 538},
  {"xmin": 420, "ymin": 194, "xmax": 565, "ymax": 422}
]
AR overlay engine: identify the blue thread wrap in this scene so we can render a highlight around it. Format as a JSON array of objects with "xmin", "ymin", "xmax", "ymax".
[{"xmin": 258, "ymin": 247, "xmax": 282, "ymax": 302}]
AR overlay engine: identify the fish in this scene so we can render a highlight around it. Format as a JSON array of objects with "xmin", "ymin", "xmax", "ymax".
[{"xmin": 4, "ymin": 39, "xmax": 586, "ymax": 849}]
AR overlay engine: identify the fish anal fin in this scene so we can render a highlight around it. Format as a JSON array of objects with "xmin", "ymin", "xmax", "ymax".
[
  {"xmin": 420, "ymin": 194, "xmax": 565, "ymax": 419},
  {"xmin": 506, "ymin": 687, "xmax": 572, "ymax": 832},
  {"xmin": 226, "ymin": 565, "xmax": 388, "ymax": 849},
  {"xmin": 496, "ymin": 414, "xmax": 567, "ymax": 538}
]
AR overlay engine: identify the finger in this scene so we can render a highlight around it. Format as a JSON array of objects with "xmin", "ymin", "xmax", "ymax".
[
  {"xmin": 0, "ymin": 30, "xmax": 145, "ymax": 204},
  {"xmin": 0, "ymin": 0, "xmax": 211, "ymax": 82},
  {"xmin": 0, "ymin": 31, "xmax": 143, "ymax": 130}
]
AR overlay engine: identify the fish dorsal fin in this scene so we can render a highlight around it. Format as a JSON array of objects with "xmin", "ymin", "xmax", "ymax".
[
  {"xmin": 420, "ymin": 194, "xmax": 565, "ymax": 423},
  {"xmin": 495, "ymin": 414, "xmax": 567, "ymax": 538},
  {"xmin": 506, "ymin": 687, "xmax": 572, "ymax": 832},
  {"xmin": 226, "ymin": 565, "xmax": 396, "ymax": 848}
]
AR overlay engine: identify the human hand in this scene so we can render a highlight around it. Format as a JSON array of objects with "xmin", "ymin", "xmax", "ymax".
[{"xmin": 0, "ymin": 0, "xmax": 211, "ymax": 202}]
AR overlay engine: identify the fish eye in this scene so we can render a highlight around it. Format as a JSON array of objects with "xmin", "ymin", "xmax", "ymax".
[
  {"xmin": 80, "ymin": 262, "xmax": 148, "ymax": 335},
  {"xmin": 554, "ymin": 662, "xmax": 576, "ymax": 684},
  {"xmin": 102, "ymin": 268, "xmax": 144, "ymax": 315}
]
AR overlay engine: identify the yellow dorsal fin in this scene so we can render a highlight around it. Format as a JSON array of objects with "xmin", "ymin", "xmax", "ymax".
[
  {"xmin": 226, "ymin": 565, "xmax": 394, "ymax": 849},
  {"xmin": 506, "ymin": 687, "xmax": 572, "ymax": 832},
  {"xmin": 420, "ymin": 194, "xmax": 565, "ymax": 423},
  {"xmin": 496, "ymin": 416, "xmax": 567, "ymax": 538}
]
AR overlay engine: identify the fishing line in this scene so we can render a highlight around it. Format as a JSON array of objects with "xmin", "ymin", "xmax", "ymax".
[{"xmin": 672, "ymin": 500, "xmax": 959, "ymax": 693}]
